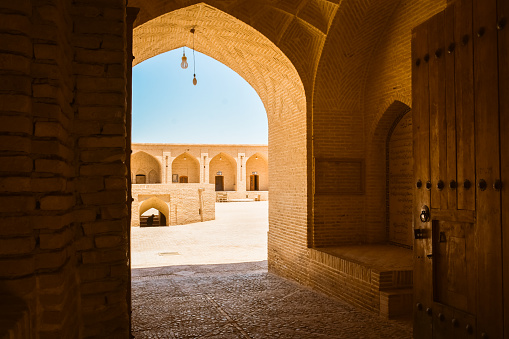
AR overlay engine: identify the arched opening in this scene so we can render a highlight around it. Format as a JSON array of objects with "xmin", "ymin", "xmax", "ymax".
[
  {"xmin": 131, "ymin": 4, "xmax": 308, "ymax": 247},
  {"xmin": 209, "ymin": 152, "xmax": 236, "ymax": 191},
  {"xmin": 172, "ymin": 152, "xmax": 200, "ymax": 183},
  {"xmin": 246, "ymin": 153, "xmax": 268, "ymax": 191},
  {"xmin": 132, "ymin": 151, "xmax": 162, "ymax": 184},
  {"xmin": 139, "ymin": 197, "xmax": 170, "ymax": 227},
  {"xmin": 140, "ymin": 208, "xmax": 167, "ymax": 226},
  {"xmin": 130, "ymin": 2, "xmax": 308, "ymax": 334}
]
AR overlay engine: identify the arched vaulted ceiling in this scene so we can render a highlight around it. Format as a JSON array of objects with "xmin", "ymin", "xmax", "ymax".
[
  {"xmin": 131, "ymin": 2, "xmax": 309, "ymax": 124},
  {"xmin": 129, "ymin": 0, "xmax": 446, "ymax": 119},
  {"xmin": 129, "ymin": 0, "xmax": 339, "ymax": 92}
]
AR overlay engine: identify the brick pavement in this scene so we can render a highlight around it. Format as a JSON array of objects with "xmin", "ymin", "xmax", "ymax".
[{"xmin": 131, "ymin": 202, "xmax": 412, "ymax": 338}]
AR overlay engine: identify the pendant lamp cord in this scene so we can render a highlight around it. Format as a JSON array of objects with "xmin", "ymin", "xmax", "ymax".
[{"xmin": 192, "ymin": 30, "xmax": 196, "ymax": 76}]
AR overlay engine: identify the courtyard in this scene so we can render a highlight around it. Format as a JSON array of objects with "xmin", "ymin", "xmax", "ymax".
[{"xmin": 131, "ymin": 202, "xmax": 412, "ymax": 338}]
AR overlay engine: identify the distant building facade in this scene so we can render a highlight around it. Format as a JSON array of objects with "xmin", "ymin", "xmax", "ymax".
[{"xmin": 131, "ymin": 143, "xmax": 268, "ymax": 227}]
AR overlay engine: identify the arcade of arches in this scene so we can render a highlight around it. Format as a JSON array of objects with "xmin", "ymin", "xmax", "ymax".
[
  {"xmin": 0, "ymin": 0, "xmax": 508, "ymax": 338},
  {"xmin": 131, "ymin": 144, "xmax": 268, "ymax": 227}
]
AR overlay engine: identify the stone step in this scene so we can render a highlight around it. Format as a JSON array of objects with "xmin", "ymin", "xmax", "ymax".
[{"xmin": 379, "ymin": 288, "xmax": 413, "ymax": 319}]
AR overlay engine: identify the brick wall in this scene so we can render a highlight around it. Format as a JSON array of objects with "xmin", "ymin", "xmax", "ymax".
[
  {"xmin": 0, "ymin": 0, "xmax": 82, "ymax": 337},
  {"xmin": 72, "ymin": 0, "xmax": 129, "ymax": 337},
  {"xmin": 362, "ymin": 0, "xmax": 446, "ymax": 245},
  {"xmin": 131, "ymin": 184, "xmax": 215, "ymax": 226}
]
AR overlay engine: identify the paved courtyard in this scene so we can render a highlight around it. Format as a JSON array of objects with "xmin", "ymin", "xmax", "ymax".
[{"xmin": 131, "ymin": 202, "xmax": 412, "ymax": 338}]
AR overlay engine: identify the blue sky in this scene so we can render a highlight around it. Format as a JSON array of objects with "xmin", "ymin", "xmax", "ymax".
[{"xmin": 132, "ymin": 49, "xmax": 268, "ymax": 144}]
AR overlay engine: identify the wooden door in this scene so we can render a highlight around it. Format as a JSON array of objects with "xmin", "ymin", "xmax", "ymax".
[
  {"xmin": 215, "ymin": 176, "xmax": 224, "ymax": 191},
  {"xmin": 179, "ymin": 176, "xmax": 188, "ymax": 183},
  {"xmin": 412, "ymin": 0, "xmax": 504, "ymax": 337},
  {"xmin": 250, "ymin": 175, "xmax": 259, "ymax": 191}
]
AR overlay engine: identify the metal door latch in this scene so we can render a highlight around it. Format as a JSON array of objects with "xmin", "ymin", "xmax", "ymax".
[{"xmin": 420, "ymin": 205, "xmax": 430, "ymax": 223}]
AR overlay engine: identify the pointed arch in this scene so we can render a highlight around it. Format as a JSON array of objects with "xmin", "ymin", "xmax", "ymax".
[
  {"xmin": 139, "ymin": 196, "xmax": 170, "ymax": 226},
  {"xmin": 132, "ymin": 151, "xmax": 161, "ymax": 184},
  {"xmin": 172, "ymin": 152, "xmax": 200, "ymax": 183},
  {"xmin": 364, "ymin": 100, "xmax": 412, "ymax": 244},
  {"xmin": 209, "ymin": 152, "xmax": 236, "ymax": 191},
  {"xmin": 246, "ymin": 153, "xmax": 268, "ymax": 191}
]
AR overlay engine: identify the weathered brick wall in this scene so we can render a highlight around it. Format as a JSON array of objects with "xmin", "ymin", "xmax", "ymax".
[
  {"xmin": 131, "ymin": 184, "xmax": 215, "ymax": 226},
  {"xmin": 71, "ymin": 0, "xmax": 129, "ymax": 337},
  {"xmin": 0, "ymin": 1, "xmax": 37, "ymax": 336},
  {"xmin": 0, "ymin": 0, "xmax": 82, "ymax": 337}
]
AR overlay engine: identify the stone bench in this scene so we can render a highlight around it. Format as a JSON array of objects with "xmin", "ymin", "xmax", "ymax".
[{"xmin": 309, "ymin": 244, "xmax": 413, "ymax": 319}]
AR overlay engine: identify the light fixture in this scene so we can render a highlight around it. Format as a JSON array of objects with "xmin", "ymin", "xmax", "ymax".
[
  {"xmin": 181, "ymin": 47, "xmax": 188, "ymax": 69},
  {"xmin": 219, "ymin": 156, "xmax": 222, "ymax": 160},
  {"xmin": 184, "ymin": 156, "xmax": 187, "ymax": 160},
  {"xmin": 255, "ymin": 156, "xmax": 258, "ymax": 160},
  {"xmin": 191, "ymin": 28, "xmax": 197, "ymax": 85}
]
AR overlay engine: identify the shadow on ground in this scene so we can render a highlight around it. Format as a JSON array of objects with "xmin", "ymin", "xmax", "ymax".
[{"xmin": 131, "ymin": 261, "xmax": 412, "ymax": 339}]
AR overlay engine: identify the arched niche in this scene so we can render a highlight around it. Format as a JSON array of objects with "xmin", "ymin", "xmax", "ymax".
[
  {"xmin": 246, "ymin": 153, "xmax": 268, "ymax": 191},
  {"xmin": 209, "ymin": 152, "xmax": 236, "ymax": 191},
  {"xmin": 387, "ymin": 110, "xmax": 413, "ymax": 247},
  {"xmin": 139, "ymin": 197, "xmax": 170, "ymax": 226},
  {"xmin": 360, "ymin": 100, "xmax": 412, "ymax": 244},
  {"xmin": 172, "ymin": 152, "xmax": 199, "ymax": 183},
  {"xmin": 132, "ymin": 151, "xmax": 161, "ymax": 184}
]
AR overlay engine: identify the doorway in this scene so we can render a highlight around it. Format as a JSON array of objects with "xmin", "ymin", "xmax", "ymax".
[
  {"xmin": 136, "ymin": 174, "xmax": 146, "ymax": 184},
  {"xmin": 250, "ymin": 174, "xmax": 259, "ymax": 191},
  {"xmin": 215, "ymin": 176, "xmax": 224, "ymax": 191}
]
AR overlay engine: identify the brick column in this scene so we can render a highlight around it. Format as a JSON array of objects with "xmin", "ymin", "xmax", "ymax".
[
  {"xmin": 237, "ymin": 153, "xmax": 246, "ymax": 193},
  {"xmin": 72, "ymin": 0, "xmax": 130, "ymax": 337},
  {"xmin": 200, "ymin": 152, "xmax": 209, "ymax": 183},
  {"xmin": 0, "ymin": 1, "xmax": 37, "ymax": 336},
  {"xmin": 169, "ymin": 155, "xmax": 176, "ymax": 183},
  {"xmin": 163, "ymin": 151, "xmax": 171, "ymax": 183}
]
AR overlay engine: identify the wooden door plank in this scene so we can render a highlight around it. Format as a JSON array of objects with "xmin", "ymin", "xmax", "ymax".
[
  {"xmin": 445, "ymin": 5, "xmax": 458, "ymax": 210},
  {"xmin": 433, "ymin": 303, "xmax": 455, "ymax": 339},
  {"xmin": 455, "ymin": 0, "xmax": 475, "ymax": 211},
  {"xmin": 452, "ymin": 309, "xmax": 476, "ymax": 339},
  {"xmin": 497, "ymin": 0, "xmax": 509, "ymax": 337},
  {"xmin": 429, "ymin": 12, "xmax": 448, "ymax": 211},
  {"xmin": 473, "ymin": 0, "xmax": 503, "ymax": 337},
  {"xmin": 412, "ymin": 20, "xmax": 432, "ymax": 339}
]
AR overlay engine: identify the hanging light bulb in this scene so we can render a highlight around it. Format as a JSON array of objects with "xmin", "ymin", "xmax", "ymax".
[
  {"xmin": 181, "ymin": 47, "xmax": 188, "ymax": 69},
  {"xmin": 191, "ymin": 28, "xmax": 197, "ymax": 86}
]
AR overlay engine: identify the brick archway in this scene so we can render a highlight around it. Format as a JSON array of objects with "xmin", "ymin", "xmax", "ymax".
[{"xmin": 130, "ymin": 2, "xmax": 309, "ymax": 272}]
